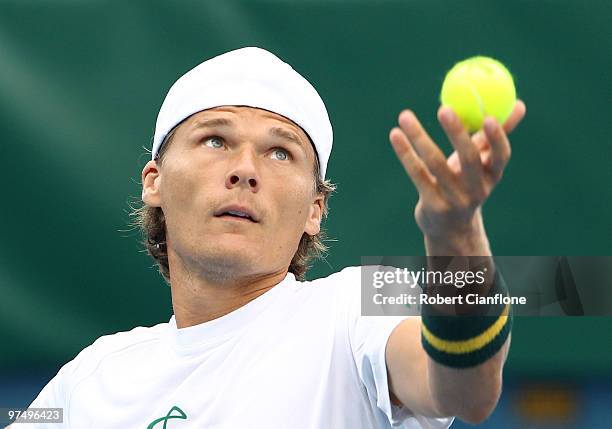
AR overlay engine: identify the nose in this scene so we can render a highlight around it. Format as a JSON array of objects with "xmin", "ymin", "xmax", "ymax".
[{"xmin": 225, "ymin": 148, "xmax": 260, "ymax": 192}]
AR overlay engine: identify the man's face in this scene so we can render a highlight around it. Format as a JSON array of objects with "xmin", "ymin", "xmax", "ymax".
[{"xmin": 141, "ymin": 106, "xmax": 323, "ymax": 280}]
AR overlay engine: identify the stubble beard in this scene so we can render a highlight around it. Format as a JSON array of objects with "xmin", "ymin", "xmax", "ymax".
[{"xmin": 180, "ymin": 244, "xmax": 259, "ymax": 285}]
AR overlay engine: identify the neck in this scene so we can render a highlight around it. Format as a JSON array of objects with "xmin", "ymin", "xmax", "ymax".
[{"xmin": 167, "ymin": 249, "xmax": 289, "ymax": 328}]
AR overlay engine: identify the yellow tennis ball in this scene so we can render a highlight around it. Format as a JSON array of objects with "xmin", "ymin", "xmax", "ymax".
[{"xmin": 440, "ymin": 56, "xmax": 516, "ymax": 133}]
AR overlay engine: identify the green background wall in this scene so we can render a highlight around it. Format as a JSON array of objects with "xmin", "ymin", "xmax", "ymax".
[{"xmin": 1, "ymin": 0, "xmax": 610, "ymax": 376}]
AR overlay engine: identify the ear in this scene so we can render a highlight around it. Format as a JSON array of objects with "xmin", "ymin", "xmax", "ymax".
[
  {"xmin": 304, "ymin": 194, "xmax": 324, "ymax": 236},
  {"xmin": 141, "ymin": 160, "xmax": 162, "ymax": 207}
]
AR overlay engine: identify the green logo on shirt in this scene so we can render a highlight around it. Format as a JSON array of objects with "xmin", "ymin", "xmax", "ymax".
[{"xmin": 146, "ymin": 405, "xmax": 187, "ymax": 429}]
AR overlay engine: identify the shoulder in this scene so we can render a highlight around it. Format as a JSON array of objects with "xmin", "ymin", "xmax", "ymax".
[
  {"xmin": 304, "ymin": 265, "xmax": 395, "ymax": 288},
  {"xmin": 303, "ymin": 265, "xmax": 362, "ymax": 290},
  {"xmin": 301, "ymin": 265, "xmax": 387, "ymax": 305},
  {"xmin": 88, "ymin": 321, "xmax": 165, "ymax": 353},
  {"xmin": 295, "ymin": 266, "xmax": 364, "ymax": 318},
  {"xmin": 63, "ymin": 321, "xmax": 168, "ymax": 384},
  {"xmin": 29, "ymin": 321, "xmax": 168, "ymax": 408}
]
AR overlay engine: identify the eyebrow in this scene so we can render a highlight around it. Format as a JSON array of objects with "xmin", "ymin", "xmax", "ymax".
[
  {"xmin": 268, "ymin": 126, "xmax": 304, "ymax": 147},
  {"xmin": 191, "ymin": 118, "xmax": 305, "ymax": 148},
  {"xmin": 191, "ymin": 117, "xmax": 234, "ymax": 130}
]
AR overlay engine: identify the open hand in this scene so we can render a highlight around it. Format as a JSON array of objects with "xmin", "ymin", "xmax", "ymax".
[{"xmin": 389, "ymin": 100, "xmax": 526, "ymax": 238}]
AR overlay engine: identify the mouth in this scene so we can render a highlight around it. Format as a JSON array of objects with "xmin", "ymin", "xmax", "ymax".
[{"xmin": 214, "ymin": 205, "xmax": 259, "ymax": 223}]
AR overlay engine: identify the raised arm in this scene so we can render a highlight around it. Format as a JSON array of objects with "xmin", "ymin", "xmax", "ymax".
[{"xmin": 385, "ymin": 101, "xmax": 526, "ymax": 423}]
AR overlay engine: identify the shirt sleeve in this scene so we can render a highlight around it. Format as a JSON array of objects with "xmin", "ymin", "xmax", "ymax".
[
  {"xmin": 12, "ymin": 360, "xmax": 73, "ymax": 428},
  {"xmin": 341, "ymin": 266, "xmax": 454, "ymax": 429},
  {"xmin": 16, "ymin": 343, "xmax": 94, "ymax": 429}
]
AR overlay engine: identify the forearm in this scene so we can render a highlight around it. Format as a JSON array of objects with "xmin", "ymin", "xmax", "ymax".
[
  {"xmin": 427, "ymin": 335, "xmax": 510, "ymax": 423},
  {"xmin": 387, "ymin": 317, "xmax": 509, "ymax": 423},
  {"xmin": 422, "ymin": 211, "xmax": 509, "ymax": 423}
]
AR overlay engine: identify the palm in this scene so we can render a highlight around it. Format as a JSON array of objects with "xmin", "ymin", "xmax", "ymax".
[{"xmin": 446, "ymin": 131, "xmax": 491, "ymax": 175}]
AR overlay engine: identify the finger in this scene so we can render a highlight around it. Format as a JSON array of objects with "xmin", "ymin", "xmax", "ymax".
[
  {"xmin": 502, "ymin": 99, "xmax": 527, "ymax": 134},
  {"xmin": 397, "ymin": 110, "xmax": 458, "ymax": 197},
  {"xmin": 448, "ymin": 148, "xmax": 492, "ymax": 172},
  {"xmin": 471, "ymin": 130, "xmax": 491, "ymax": 153},
  {"xmin": 480, "ymin": 150, "xmax": 493, "ymax": 169},
  {"xmin": 472, "ymin": 99, "xmax": 527, "ymax": 150},
  {"xmin": 483, "ymin": 117, "xmax": 511, "ymax": 181},
  {"xmin": 389, "ymin": 127, "xmax": 437, "ymax": 198},
  {"xmin": 438, "ymin": 106, "xmax": 484, "ymax": 196}
]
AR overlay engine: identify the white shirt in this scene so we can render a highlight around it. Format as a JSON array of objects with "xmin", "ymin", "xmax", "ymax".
[{"xmin": 24, "ymin": 266, "xmax": 453, "ymax": 428}]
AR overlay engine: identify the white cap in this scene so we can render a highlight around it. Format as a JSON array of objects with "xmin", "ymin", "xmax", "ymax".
[{"xmin": 152, "ymin": 47, "xmax": 333, "ymax": 179}]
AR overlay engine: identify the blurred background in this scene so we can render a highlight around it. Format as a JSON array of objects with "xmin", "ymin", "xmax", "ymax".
[{"xmin": 0, "ymin": 0, "xmax": 610, "ymax": 427}]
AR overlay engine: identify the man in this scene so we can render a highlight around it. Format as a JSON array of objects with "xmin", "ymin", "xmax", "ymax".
[{"xmin": 13, "ymin": 47, "xmax": 525, "ymax": 428}]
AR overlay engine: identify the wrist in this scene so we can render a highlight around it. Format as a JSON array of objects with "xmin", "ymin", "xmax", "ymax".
[{"xmin": 424, "ymin": 215, "xmax": 490, "ymax": 256}]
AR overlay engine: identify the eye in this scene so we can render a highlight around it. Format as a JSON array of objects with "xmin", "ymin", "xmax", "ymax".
[
  {"xmin": 203, "ymin": 136, "xmax": 224, "ymax": 149},
  {"xmin": 271, "ymin": 148, "xmax": 290, "ymax": 161}
]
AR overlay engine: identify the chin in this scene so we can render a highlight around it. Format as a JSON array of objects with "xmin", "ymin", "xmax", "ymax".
[{"xmin": 190, "ymin": 243, "xmax": 262, "ymax": 282}]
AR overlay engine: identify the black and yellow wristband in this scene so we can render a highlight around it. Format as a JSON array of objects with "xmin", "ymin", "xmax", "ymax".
[{"xmin": 421, "ymin": 270, "xmax": 513, "ymax": 368}]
